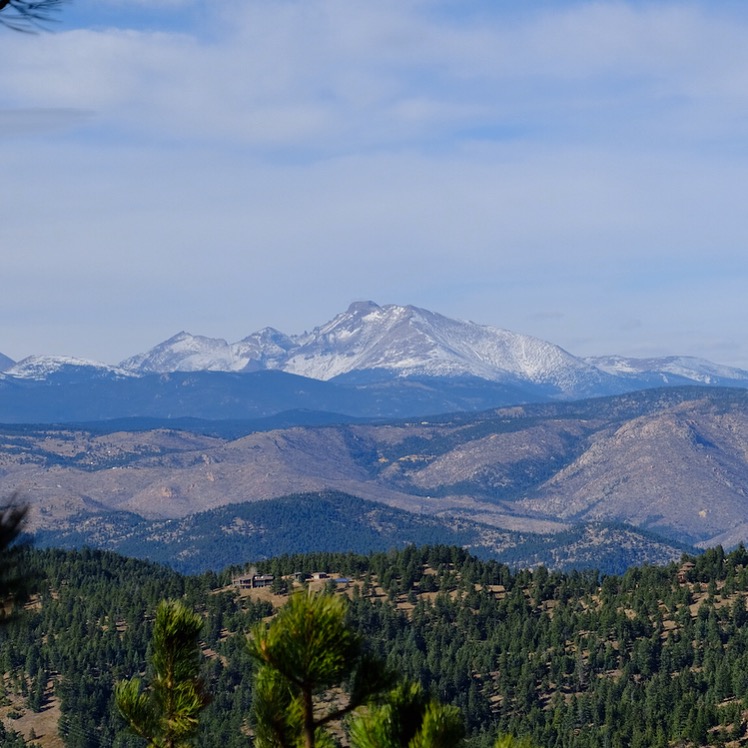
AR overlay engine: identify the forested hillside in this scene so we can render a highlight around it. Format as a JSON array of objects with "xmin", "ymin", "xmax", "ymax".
[
  {"xmin": 33, "ymin": 490, "xmax": 691, "ymax": 575},
  {"xmin": 3, "ymin": 545, "xmax": 748, "ymax": 747}
]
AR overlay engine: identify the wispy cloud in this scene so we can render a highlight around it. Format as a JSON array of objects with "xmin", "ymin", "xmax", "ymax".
[
  {"xmin": 6, "ymin": 2, "xmax": 748, "ymax": 152},
  {"xmin": 0, "ymin": 107, "xmax": 93, "ymax": 135}
]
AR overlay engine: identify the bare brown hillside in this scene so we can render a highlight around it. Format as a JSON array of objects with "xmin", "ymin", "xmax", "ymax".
[{"xmin": 2, "ymin": 389, "xmax": 748, "ymax": 551}]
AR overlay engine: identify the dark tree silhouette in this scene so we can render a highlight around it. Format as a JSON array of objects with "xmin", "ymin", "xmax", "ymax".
[
  {"xmin": 0, "ymin": 0, "xmax": 68, "ymax": 32},
  {"xmin": 0, "ymin": 499, "xmax": 30, "ymax": 623}
]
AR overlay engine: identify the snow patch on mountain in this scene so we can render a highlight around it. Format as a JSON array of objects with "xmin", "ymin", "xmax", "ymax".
[
  {"xmin": 6, "ymin": 356, "xmax": 135, "ymax": 381},
  {"xmin": 587, "ymin": 355, "xmax": 748, "ymax": 385},
  {"xmin": 120, "ymin": 328, "xmax": 297, "ymax": 374},
  {"xmin": 234, "ymin": 328, "xmax": 297, "ymax": 372}
]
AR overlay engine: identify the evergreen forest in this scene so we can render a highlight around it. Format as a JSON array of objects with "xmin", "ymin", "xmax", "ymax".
[{"xmin": 3, "ymin": 544, "xmax": 748, "ymax": 747}]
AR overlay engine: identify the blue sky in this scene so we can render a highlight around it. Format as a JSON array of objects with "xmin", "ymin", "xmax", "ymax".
[{"xmin": 2, "ymin": 0, "xmax": 748, "ymax": 368}]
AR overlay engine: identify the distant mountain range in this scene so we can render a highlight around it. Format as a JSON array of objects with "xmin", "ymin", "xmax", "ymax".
[
  {"xmin": 1, "ymin": 302, "xmax": 748, "ymax": 423},
  {"xmin": 119, "ymin": 301, "xmax": 615, "ymax": 392}
]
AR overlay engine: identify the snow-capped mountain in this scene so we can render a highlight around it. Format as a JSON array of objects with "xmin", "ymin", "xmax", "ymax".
[
  {"xmin": 233, "ymin": 328, "xmax": 297, "ymax": 372},
  {"xmin": 118, "ymin": 301, "xmax": 619, "ymax": 396},
  {"xmin": 280, "ymin": 302, "xmax": 614, "ymax": 393},
  {"xmin": 121, "ymin": 332, "xmax": 246, "ymax": 374},
  {"xmin": 586, "ymin": 355, "xmax": 748, "ymax": 387},
  {"xmin": 120, "ymin": 328, "xmax": 296, "ymax": 374},
  {"xmin": 5, "ymin": 356, "xmax": 135, "ymax": 381},
  {"xmin": 3, "ymin": 302, "xmax": 748, "ymax": 425},
  {"xmin": 112, "ymin": 301, "xmax": 748, "ymax": 397}
]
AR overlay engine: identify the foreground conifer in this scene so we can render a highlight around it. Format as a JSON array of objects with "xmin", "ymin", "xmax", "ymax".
[
  {"xmin": 348, "ymin": 681, "xmax": 464, "ymax": 748},
  {"xmin": 115, "ymin": 599, "xmax": 210, "ymax": 748},
  {"xmin": 248, "ymin": 590, "xmax": 394, "ymax": 748}
]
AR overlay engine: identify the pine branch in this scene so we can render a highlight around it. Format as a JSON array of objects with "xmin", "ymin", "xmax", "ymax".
[{"xmin": 0, "ymin": 0, "xmax": 68, "ymax": 32}]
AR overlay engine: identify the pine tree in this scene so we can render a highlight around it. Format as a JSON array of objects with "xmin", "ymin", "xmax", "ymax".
[
  {"xmin": 115, "ymin": 600, "xmax": 210, "ymax": 748},
  {"xmin": 248, "ymin": 590, "xmax": 393, "ymax": 748},
  {"xmin": 348, "ymin": 681, "xmax": 464, "ymax": 748}
]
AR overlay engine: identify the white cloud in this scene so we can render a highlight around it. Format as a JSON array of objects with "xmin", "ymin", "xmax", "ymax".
[{"xmin": 4, "ymin": 1, "xmax": 747, "ymax": 152}]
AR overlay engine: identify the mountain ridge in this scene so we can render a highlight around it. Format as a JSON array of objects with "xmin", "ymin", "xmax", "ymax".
[
  {"xmin": 117, "ymin": 301, "xmax": 614, "ymax": 390},
  {"xmin": 6, "ymin": 301, "xmax": 748, "ymax": 394},
  {"xmin": 2, "ymin": 302, "xmax": 748, "ymax": 424}
]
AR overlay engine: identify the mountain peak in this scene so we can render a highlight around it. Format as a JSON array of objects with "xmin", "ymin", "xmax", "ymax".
[
  {"xmin": 120, "ymin": 332, "xmax": 234, "ymax": 373},
  {"xmin": 346, "ymin": 300, "xmax": 382, "ymax": 316},
  {"xmin": 275, "ymin": 302, "xmax": 605, "ymax": 388}
]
